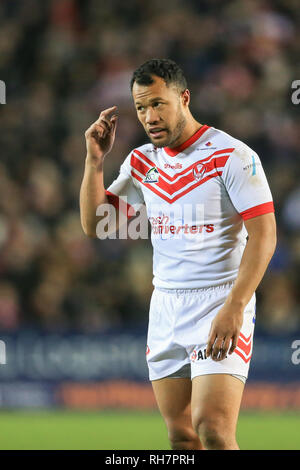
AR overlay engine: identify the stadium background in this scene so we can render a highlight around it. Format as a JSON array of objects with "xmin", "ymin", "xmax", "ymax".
[{"xmin": 0, "ymin": 0, "xmax": 299, "ymax": 450}]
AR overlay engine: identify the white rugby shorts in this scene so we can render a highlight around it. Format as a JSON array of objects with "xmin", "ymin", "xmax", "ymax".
[{"xmin": 146, "ymin": 282, "xmax": 256, "ymax": 382}]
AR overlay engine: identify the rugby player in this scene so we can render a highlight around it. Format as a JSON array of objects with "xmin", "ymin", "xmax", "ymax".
[{"xmin": 80, "ymin": 59, "xmax": 276, "ymax": 450}]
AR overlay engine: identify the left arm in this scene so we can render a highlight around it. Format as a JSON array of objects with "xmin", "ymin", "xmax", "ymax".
[{"xmin": 206, "ymin": 212, "xmax": 277, "ymax": 361}]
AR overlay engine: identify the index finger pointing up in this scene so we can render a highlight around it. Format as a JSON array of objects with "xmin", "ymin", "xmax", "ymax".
[{"xmin": 97, "ymin": 106, "xmax": 118, "ymax": 122}]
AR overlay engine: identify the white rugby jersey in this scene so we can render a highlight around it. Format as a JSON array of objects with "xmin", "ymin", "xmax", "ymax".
[{"xmin": 105, "ymin": 125, "xmax": 274, "ymax": 289}]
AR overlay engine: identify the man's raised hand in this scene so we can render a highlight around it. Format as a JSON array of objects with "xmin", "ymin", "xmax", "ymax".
[{"xmin": 85, "ymin": 106, "xmax": 118, "ymax": 163}]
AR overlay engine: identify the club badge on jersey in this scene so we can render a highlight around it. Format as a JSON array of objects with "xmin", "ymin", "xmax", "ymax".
[
  {"xmin": 143, "ymin": 167, "xmax": 159, "ymax": 183},
  {"xmin": 193, "ymin": 162, "xmax": 206, "ymax": 181}
]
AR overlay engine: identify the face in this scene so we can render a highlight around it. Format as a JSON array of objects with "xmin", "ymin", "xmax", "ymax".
[{"xmin": 132, "ymin": 76, "xmax": 189, "ymax": 148}]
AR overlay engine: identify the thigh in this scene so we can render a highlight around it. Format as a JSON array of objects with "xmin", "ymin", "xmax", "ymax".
[
  {"xmin": 191, "ymin": 374, "xmax": 244, "ymax": 432},
  {"xmin": 152, "ymin": 377, "xmax": 204, "ymax": 449},
  {"xmin": 152, "ymin": 377, "xmax": 192, "ymax": 425}
]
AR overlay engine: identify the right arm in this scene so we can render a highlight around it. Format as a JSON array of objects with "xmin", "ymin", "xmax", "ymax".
[{"xmin": 80, "ymin": 106, "xmax": 119, "ymax": 238}]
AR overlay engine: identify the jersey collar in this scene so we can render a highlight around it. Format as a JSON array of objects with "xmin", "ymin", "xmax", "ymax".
[{"xmin": 164, "ymin": 124, "xmax": 210, "ymax": 157}]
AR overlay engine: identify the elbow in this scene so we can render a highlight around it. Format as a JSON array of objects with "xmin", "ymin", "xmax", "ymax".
[
  {"xmin": 81, "ymin": 221, "xmax": 97, "ymax": 238},
  {"xmin": 81, "ymin": 222, "xmax": 111, "ymax": 239},
  {"xmin": 84, "ymin": 230, "xmax": 97, "ymax": 238},
  {"xmin": 80, "ymin": 213, "xmax": 117, "ymax": 239}
]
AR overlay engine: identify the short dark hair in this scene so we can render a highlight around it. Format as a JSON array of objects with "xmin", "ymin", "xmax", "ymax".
[{"xmin": 130, "ymin": 58, "xmax": 187, "ymax": 92}]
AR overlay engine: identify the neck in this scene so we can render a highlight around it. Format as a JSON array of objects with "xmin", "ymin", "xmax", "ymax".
[{"xmin": 169, "ymin": 117, "xmax": 202, "ymax": 149}]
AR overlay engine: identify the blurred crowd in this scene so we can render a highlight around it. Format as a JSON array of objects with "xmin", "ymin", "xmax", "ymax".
[{"xmin": 0, "ymin": 0, "xmax": 299, "ymax": 333}]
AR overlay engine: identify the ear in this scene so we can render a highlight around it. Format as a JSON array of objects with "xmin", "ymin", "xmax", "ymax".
[{"xmin": 181, "ymin": 89, "xmax": 190, "ymax": 107}]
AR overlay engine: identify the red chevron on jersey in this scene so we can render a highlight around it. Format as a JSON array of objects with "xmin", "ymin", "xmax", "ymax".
[
  {"xmin": 234, "ymin": 333, "xmax": 252, "ymax": 363},
  {"xmin": 203, "ymin": 156, "xmax": 230, "ymax": 174},
  {"xmin": 131, "ymin": 169, "xmax": 222, "ymax": 200},
  {"xmin": 134, "ymin": 161, "xmax": 196, "ymax": 195},
  {"xmin": 133, "ymin": 148, "xmax": 234, "ymax": 182},
  {"xmin": 131, "ymin": 169, "xmax": 222, "ymax": 204},
  {"xmin": 131, "ymin": 150, "xmax": 232, "ymax": 201},
  {"xmin": 196, "ymin": 147, "xmax": 235, "ymax": 162},
  {"xmin": 133, "ymin": 150, "xmax": 193, "ymax": 182}
]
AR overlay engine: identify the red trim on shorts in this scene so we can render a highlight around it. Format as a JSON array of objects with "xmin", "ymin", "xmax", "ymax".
[
  {"xmin": 234, "ymin": 333, "xmax": 252, "ymax": 363},
  {"xmin": 164, "ymin": 125, "xmax": 211, "ymax": 157},
  {"xmin": 234, "ymin": 349, "xmax": 252, "ymax": 363},
  {"xmin": 239, "ymin": 202, "xmax": 274, "ymax": 221}
]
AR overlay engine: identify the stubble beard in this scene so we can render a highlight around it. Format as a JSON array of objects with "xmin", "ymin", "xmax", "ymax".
[{"xmin": 148, "ymin": 110, "xmax": 187, "ymax": 149}]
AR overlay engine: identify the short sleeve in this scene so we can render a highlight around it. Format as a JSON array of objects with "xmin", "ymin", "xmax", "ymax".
[
  {"xmin": 222, "ymin": 144, "xmax": 274, "ymax": 221},
  {"xmin": 105, "ymin": 152, "xmax": 144, "ymax": 219}
]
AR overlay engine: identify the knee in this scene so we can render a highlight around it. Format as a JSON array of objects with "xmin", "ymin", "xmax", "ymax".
[
  {"xmin": 197, "ymin": 421, "xmax": 227, "ymax": 449},
  {"xmin": 192, "ymin": 416, "xmax": 236, "ymax": 450},
  {"xmin": 167, "ymin": 423, "xmax": 200, "ymax": 450}
]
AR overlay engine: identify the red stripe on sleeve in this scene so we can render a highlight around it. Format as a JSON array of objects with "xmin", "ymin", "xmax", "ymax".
[
  {"xmin": 105, "ymin": 190, "xmax": 136, "ymax": 219},
  {"xmin": 239, "ymin": 201, "xmax": 274, "ymax": 221}
]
